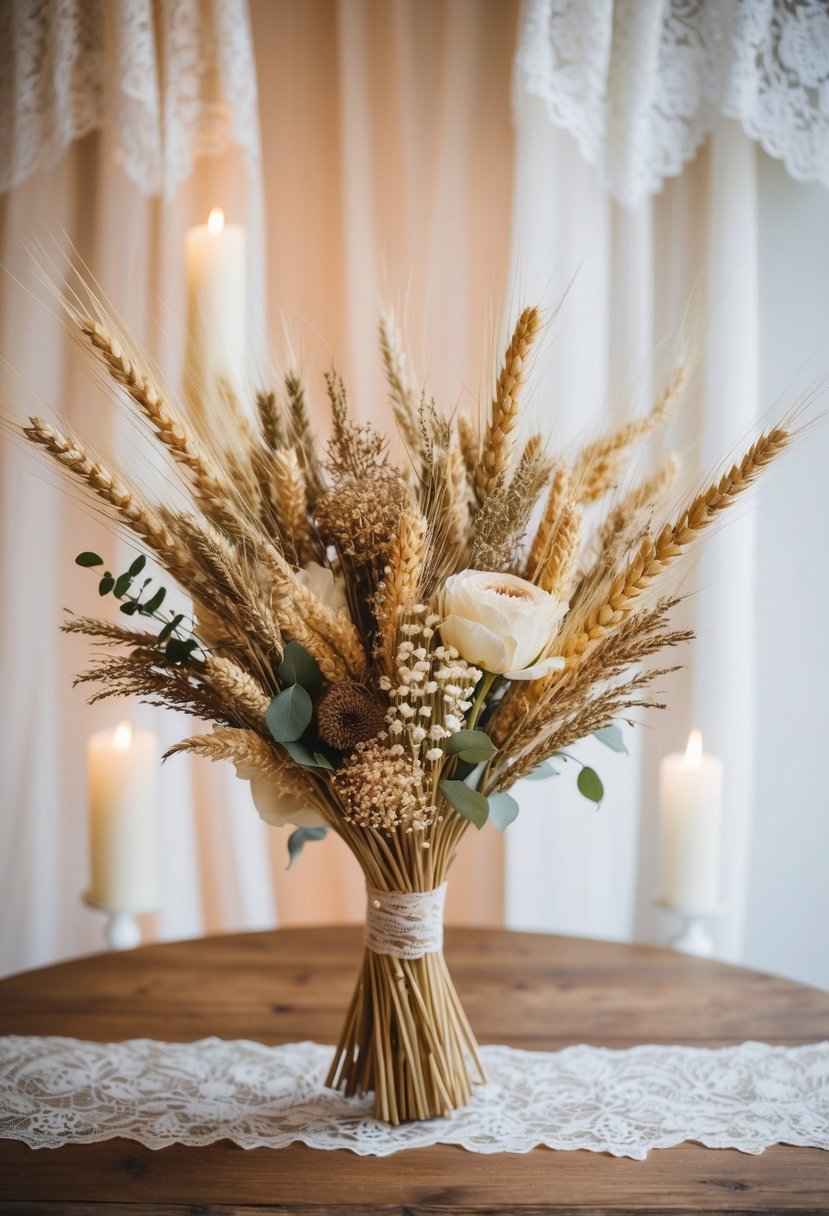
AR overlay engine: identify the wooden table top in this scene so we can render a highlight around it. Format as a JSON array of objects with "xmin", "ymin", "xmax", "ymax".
[{"xmin": 0, "ymin": 926, "xmax": 827, "ymax": 1215}]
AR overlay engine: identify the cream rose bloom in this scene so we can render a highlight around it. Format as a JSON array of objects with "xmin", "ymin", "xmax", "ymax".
[
  {"xmin": 296, "ymin": 560, "xmax": 348, "ymax": 613},
  {"xmin": 235, "ymin": 760, "xmax": 326, "ymax": 830},
  {"xmin": 439, "ymin": 570, "xmax": 567, "ymax": 680}
]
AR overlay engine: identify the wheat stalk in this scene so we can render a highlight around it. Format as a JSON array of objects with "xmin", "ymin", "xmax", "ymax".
[
  {"xmin": 475, "ymin": 307, "xmax": 543, "ymax": 502},
  {"xmin": 376, "ymin": 511, "xmax": 427, "ymax": 676},
  {"xmin": 379, "ymin": 312, "xmax": 424, "ymax": 466},
  {"xmin": 573, "ymin": 367, "xmax": 686, "ymax": 503}
]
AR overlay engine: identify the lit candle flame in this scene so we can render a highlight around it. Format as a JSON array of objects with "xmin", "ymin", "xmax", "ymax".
[
  {"xmin": 112, "ymin": 721, "xmax": 133, "ymax": 750},
  {"xmin": 682, "ymin": 728, "xmax": 703, "ymax": 769},
  {"xmin": 207, "ymin": 207, "xmax": 225, "ymax": 235}
]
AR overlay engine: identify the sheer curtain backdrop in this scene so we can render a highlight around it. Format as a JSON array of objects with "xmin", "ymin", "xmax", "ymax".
[{"xmin": 1, "ymin": 0, "xmax": 827, "ymax": 990}]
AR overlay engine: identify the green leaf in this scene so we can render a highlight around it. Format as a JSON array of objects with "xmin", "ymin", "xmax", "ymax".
[
  {"xmin": 113, "ymin": 571, "xmax": 133, "ymax": 598},
  {"xmin": 266, "ymin": 685, "xmax": 313, "ymax": 743},
  {"xmin": 120, "ymin": 601, "xmax": 139, "ymax": 615},
  {"xmin": 165, "ymin": 636, "xmax": 198, "ymax": 664},
  {"xmin": 278, "ymin": 641, "xmax": 323, "ymax": 695},
  {"xmin": 577, "ymin": 766, "xmax": 604, "ymax": 805},
  {"xmin": 488, "ymin": 792, "xmax": 519, "ymax": 831},
  {"xmin": 594, "ymin": 725, "xmax": 627, "ymax": 754},
  {"xmin": 439, "ymin": 780, "xmax": 489, "ymax": 830},
  {"xmin": 287, "ymin": 826, "xmax": 328, "ymax": 869},
  {"xmin": 453, "ymin": 758, "xmax": 479, "ymax": 784},
  {"xmin": 128, "ymin": 554, "xmax": 147, "ymax": 578},
  {"xmin": 158, "ymin": 614, "xmax": 184, "ymax": 643},
  {"xmin": 142, "ymin": 587, "xmax": 166, "ymax": 615},
  {"xmin": 281, "ymin": 739, "xmax": 331, "ymax": 769},
  {"xmin": 525, "ymin": 761, "xmax": 559, "ymax": 780},
  {"xmin": 98, "ymin": 575, "xmax": 115, "ymax": 596},
  {"xmin": 442, "ymin": 730, "xmax": 498, "ymax": 764},
  {"xmin": 76, "ymin": 551, "xmax": 103, "ymax": 567}
]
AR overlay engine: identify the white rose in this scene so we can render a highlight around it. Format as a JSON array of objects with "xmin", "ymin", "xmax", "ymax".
[
  {"xmin": 296, "ymin": 561, "xmax": 348, "ymax": 614},
  {"xmin": 439, "ymin": 570, "xmax": 567, "ymax": 681},
  {"xmin": 234, "ymin": 760, "xmax": 327, "ymax": 830}
]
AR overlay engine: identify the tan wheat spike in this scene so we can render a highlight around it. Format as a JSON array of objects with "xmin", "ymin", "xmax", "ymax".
[
  {"xmin": 80, "ymin": 319, "xmax": 241, "ymax": 519},
  {"xmin": 564, "ymin": 427, "xmax": 788, "ymax": 664},
  {"xmin": 205, "ymin": 656, "xmax": 272, "ymax": 724},
  {"xmin": 475, "ymin": 306, "xmax": 543, "ymax": 503},
  {"xmin": 272, "ymin": 446, "xmax": 309, "ymax": 559},
  {"xmin": 376, "ymin": 511, "xmax": 427, "ymax": 676},
  {"xmin": 446, "ymin": 439, "xmax": 472, "ymax": 549},
  {"xmin": 61, "ymin": 615, "xmax": 160, "ymax": 647},
  {"xmin": 527, "ymin": 465, "xmax": 571, "ymax": 579},
  {"xmin": 457, "ymin": 412, "xmax": 479, "ymax": 489},
  {"xmin": 23, "ymin": 417, "xmax": 188, "ymax": 572},
  {"xmin": 256, "ymin": 390, "xmax": 284, "ymax": 451},
  {"xmin": 595, "ymin": 455, "xmax": 681, "ymax": 555},
  {"xmin": 573, "ymin": 367, "xmax": 687, "ymax": 504},
  {"xmin": 379, "ymin": 313, "xmax": 424, "ymax": 463},
  {"xmin": 285, "ymin": 371, "xmax": 324, "ymax": 499},
  {"xmin": 537, "ymin": 500, "xmax": 581, "ymax": 597},
  {"xmin": 164, "ymin": 727, "xmax": 303, "ymax": 789}
]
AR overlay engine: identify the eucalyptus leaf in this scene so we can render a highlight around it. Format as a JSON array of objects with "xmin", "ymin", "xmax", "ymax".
[
  {"xmin": 128, "ymin": 554, "xmax": 147, "ymax": 578},
  {"xmin": 442, "ymin": 729, "xmax": 498, "ymax": 764},
  {"xmin": 75, "ymin": 551, "xmax": 103, "ymax": 568},
  {"xmin": 142, "ymin": 587, "xmax": 166, "ymax": 615},
  {"xmin": 525, "ymin": 761, "xmax": 559, "ymax": 781},
  {"xmin": 593, "ymin": 725, "xmax": 627, "ymax": 754},
  {"xmin": 158, "ymin": 614, "xmax": 184, "ymax": 643},
  {"xmin": 266, "ymin": 685, "xmax": 313, "ymax": 743},
  {"xmin": 113, "ymin": 571, "xmax": 133, "ymax": 598},
  {"xmin": 488, "ymin": 791, "xmax": 519, "ymax": 831},
  {"xmin": 98, "ymin": 575, "xmax": 115, "ymax": 596},
  {"xmin": 287, "ymin": 826, "xmax": 327, "ymax": 869},
  {"xmin": 278, "ymin": 641, "xmax": 323, "ymax": 696},
  {"xmin": 165, "ymin": 636, "xmax": 198, "ymax": 664},
  {"xmin": 577, "ymin": 766, "xmax": 604, "ymax": 805},
  {"xmin": 120, "ymin": 601, "xmax": 139, "ymax": 615},
  {"xmin": 281, "ymin": 739, "xmax": 331, "ymax": 769},
  {"xmin": 438, "ymin": 780, "xmax": 489, "ymax": 830}
]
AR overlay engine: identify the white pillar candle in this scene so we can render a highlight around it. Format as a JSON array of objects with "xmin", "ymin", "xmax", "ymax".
[
  {"xmin": 87, "ymin": 721, "xmax": 161, "ymax": 912},
  {"xmin": 658, "ymin": 729, "xmax": 724, "ymax": 910},
  {"xmin": 185, "ymin": 207, "xmax": 247, "ymax": 408}
]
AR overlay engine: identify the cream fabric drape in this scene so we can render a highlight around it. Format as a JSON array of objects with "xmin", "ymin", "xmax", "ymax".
[
  {"xmin": 0, "ymin": 0, "xmax": 519, "ymax": 976},
  {"xmin": 505, "ymin": 89, "xmax": 829, "ymax": 985}
]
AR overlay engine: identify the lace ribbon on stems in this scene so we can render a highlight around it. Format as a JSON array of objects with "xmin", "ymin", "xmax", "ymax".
[
  {"xmin": 0, "ymin": 0, "xmax": 261, "ymax": 198},
  {"xmin": 515, "ymin": 0, "xmax": 829, "ymax": 208},
  {"xmin": 1, "ymin": 1036, "xmax": 827, "ymax": 1157},
  {"xmin": 364, "ymin": 884, "xmax": 447, "ymax": 959}
]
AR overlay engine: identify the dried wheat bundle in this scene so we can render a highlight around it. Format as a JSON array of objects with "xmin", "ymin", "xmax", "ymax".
[{"xmin": 19, "ymin": 288, "xmax": 791, "ymax": 1123}]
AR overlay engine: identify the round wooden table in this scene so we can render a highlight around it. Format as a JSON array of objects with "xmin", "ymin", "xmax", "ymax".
[{"xmin": 1, "ymin": 926, "xmax": 827, "ymax": 1214}]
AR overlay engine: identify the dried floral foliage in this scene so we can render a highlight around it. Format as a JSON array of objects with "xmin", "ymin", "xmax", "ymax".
[{"xmin": 22, "ymin": 287, "xmax": 791, "ymax": 1125}]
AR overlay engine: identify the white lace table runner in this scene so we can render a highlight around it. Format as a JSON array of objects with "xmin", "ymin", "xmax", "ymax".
[{"xmin": 1, "ymin": 1037, "xmax": 827, "ymax": 1159}]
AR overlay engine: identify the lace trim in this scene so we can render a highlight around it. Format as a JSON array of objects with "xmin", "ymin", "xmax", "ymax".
[
  {"xmin": 364, "ymin": 884, "xmax": 447, "ymax": 959},
  {"xmin": 1, "ymin": 1036, "xmax": 827, "ymax": 1157},
  {"xmin": 0, "ymin": 0, "xmax": 261, "ymax": 198},
  {"xmin": 515, "ymin": 0, "xmax": 829, "ymax": 207}
]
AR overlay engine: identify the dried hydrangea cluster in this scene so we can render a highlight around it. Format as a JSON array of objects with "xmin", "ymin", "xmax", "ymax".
[
  {"xmin": 332, "ymin": 737, "xmax": 436, "ymax": 834},
  {"xmin": 379, "ymin": 605, "xmax": 481, "ymax": 769}
]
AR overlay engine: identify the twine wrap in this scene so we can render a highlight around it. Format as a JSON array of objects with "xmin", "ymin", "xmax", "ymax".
[{"xmin": 364, "ymin": 884, "xmax": 447, "ymax": 959}]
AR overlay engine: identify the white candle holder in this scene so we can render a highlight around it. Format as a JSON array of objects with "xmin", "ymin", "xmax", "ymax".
[
  {"xmin": 653, "ymin": 898, "xmax": 729, "ymax": 958},
  {"xmin": 83, "ymin": 892, "xmax": 158, "ymax": 952}
]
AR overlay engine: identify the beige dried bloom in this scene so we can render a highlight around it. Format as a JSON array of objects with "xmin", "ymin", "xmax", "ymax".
[
  {"xmin": 315, "ymin": 472, "xmax": 411, "ymax": 569},
  {"xmin": 317, "ymin": 683, "xmax": 387, "ymax": 751},
  {"xmin": 332, "ymin": 738, "xmax": 436, "ymax": 833}
]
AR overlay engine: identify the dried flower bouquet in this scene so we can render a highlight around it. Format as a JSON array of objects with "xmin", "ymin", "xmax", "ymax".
[{"xmin": 22, "ymin": 299, "xmax": 788, "ymax": 1123}]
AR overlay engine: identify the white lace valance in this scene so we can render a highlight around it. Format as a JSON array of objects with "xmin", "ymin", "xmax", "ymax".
[
  {"xmin": 1, "ymin": 1036, "xmax": 828, "ymax": 1158},
  {"xmin": 0, "ymin": 0, "xmax": 261, "ymax": 198},
  {"xmin": 515, "ymin": 0, "xmax": 829, "ymax": 208}
]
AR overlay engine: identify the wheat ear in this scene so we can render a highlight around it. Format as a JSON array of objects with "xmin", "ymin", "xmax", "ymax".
[
  {"xmin": 272, "ymin": 446, "xmax": 310, "ymax": 560},
  {"xmin": 595, "ymin": 455, "xmax": 681, "ymax": 554},
  {"xmin": 164, "ymin": 727, "xmax": 303, "ymax": 788},
  {"xmin": 573, "ymin": 367, "xmax": 687, "ymax": 504},
  {"xmin": 80, "ymin": 320, "xmax": 242, "ymax": 523},
  {"xmin": 537, "ymin": 500, "xmax": 581, "ymax": 597},
  {"xmin": 564, "ymin": 427, "xmax": 788, "ymax": 663},
  {"xmin": 379, "ymin": 313, "xmax": 424, "ymax": 464},
  {"xmin": 376, "ymin": 511, "xmax": 428, "ymax": 676},
  {"xmin": 527, "ymin": 465, "xmax": 571, "ymax": 580},
  {"xmin": 205, "ymin": 656, "xmax": 272, "ymax": 725},
  {"xmin": 475, "ymin": 306, "xmax": 543, "ymax": 502}
]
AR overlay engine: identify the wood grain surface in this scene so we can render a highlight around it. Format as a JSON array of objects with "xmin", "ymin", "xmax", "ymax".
[{"xmin": 1, "ymin": 926, "xmax": 828, "ymax": 1214}]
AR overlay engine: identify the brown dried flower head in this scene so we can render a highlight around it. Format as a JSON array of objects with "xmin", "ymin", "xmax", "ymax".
[
  {"xmin": 317, "ymin": 683, "xmax": 387, "ymax": 751},
  {"xmin": 315, "ymin": 471, "xmax": 411, "ymax": 566}
]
